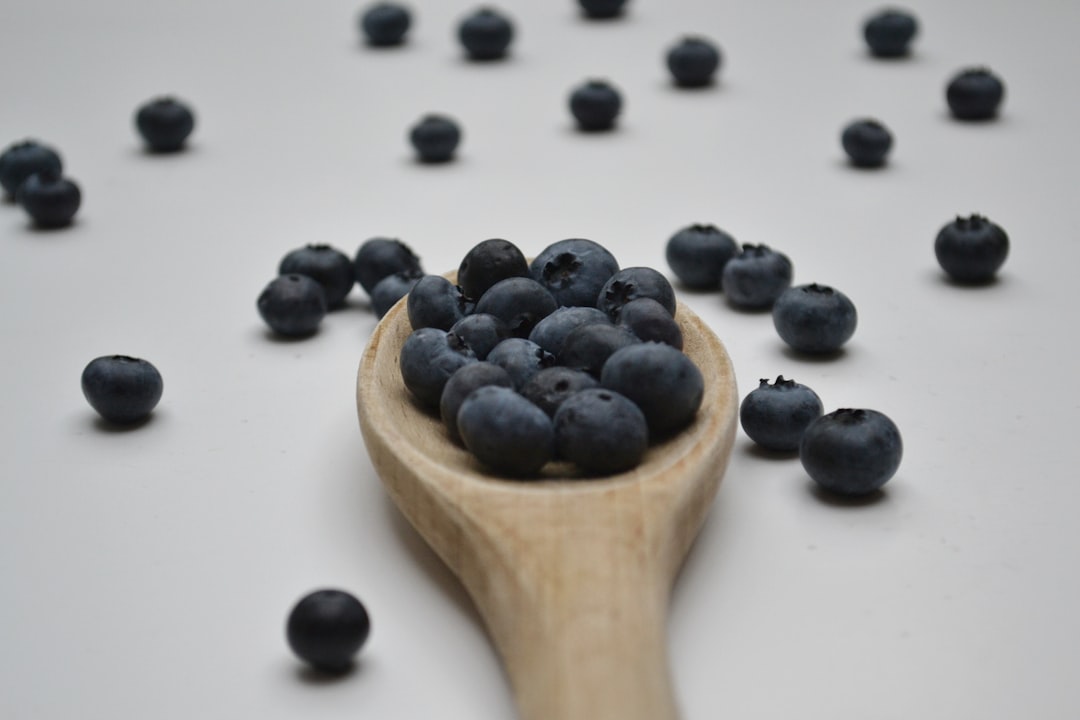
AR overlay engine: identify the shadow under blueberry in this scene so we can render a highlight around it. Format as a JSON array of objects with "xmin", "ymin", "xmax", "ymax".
[
  {"xmin": 90, "ymin": 413, "xmax": 157, "ymax": 433},
  {"xmin": 741, "ymin": 441, "xmax": 799, "ymax": 462},
  {"xmin": 293, "ymin": 657, "xmax": 364, "ymax": 685},
  {"xmin": 806, "ymin": 479, "xmax": 889, "ymax": 508},
  {"xmin": 133, "ymin": 144, "xmax": 199, "ymax": 159},
  {"xmin": 261, "ymin": 327, "xmax": 324, "ymax": 344},
  {"xmin": 778, "ymin": 345, "xmax": 850, "ymax": 363}
]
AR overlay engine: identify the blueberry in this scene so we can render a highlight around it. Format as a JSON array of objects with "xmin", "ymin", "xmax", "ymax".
[
  {"xmin": 407, "ymin": 274, "xmax": 471, "ymax": 330},
  {"xmin": 286, "ymin": 589, "xmax": 371, "ymax": 674},
  {"xmin": 559, "ymin": 322, "xmax": 639, "ymax": 377},
  {"xmin": 666, "ymin": 37, "xmax": 722, "ymax": 88},
  {"xmin": 458, "ymin": 238, "xmax": 530, "ymax": 300},
  {"xmin": 617, "ymin": 297, "xmax": 683, "ymax": 349},
  {"xmin": 134, "ymin": 97, "xmax": 195, "ymax": 153},
  {"xmin": 473, "ymin": 276, "xmax": 558, "ymax": 338},
  {"xmin": 577, "ymin": 0, "xmax": 628, "ymax": 19},
  {"xmin": 863, "ymin": 8, "xmax": 918, "ymax": 58},
  {"xmin": 409, "ymin": 114, "xmax": 462, "ymax": 163},
  {"xmin": 528, "ymin": 305, "xmax": 612, "ymax": 358},
  {"xmin": 458, "ymin": 7, "xmax": 514, "ymax": 61},
  {"xmin": 800, "ymin": 408, "xmax": 902, "ymax": 496},
  {"xmin": 772, "ymin": 283, "xmax": 857, "ymax": 354},
  {"xmin": 399, "ymin": 327, "xmax": 477, "ymax": 408},
  {"xmin": 934, "ymin": 214, "xmax": 1009, "ymax": 284},
  {"xmin": 554, "ymin": 389, "xmax": 648, "ymax": 475},
  {"xmin": 457, "ymin": 386, "xmax": 554, "ymax": 477},
  {"xmin": 371, "ymin": 270, "xmax": 422, "ymax": 318},
  {"xmin": 739, "ymin": 376, "xmax": 823, "ymax": 452},
  {"xmin": 665, "ymin": 223, "xmax": 738, "ymax": 289},
  {"xmin": 16, "ymin": 169, "xmax": 81, "ymax": 229},
  {"xmin": 81, "ymin": 355, "xmax": 164, "ymax": 425},
  {"xmin": 597, "ymin": 266, "xmax": 676, "ymax": 321},
  {"xmin": 439, "ymin": 362, "xmax": 513, "ymax": 444},
  {"xmin": 569, "ymin": 80, "xmax": 623, "ymax": 132},
  {"xmin": 353, "ymin": 237, "xmax": 423, "ymax": 295},
  {"xmin": 529, "ymin": 238, "xmax": 620, "ymax": 308},
  {"xmin": 449, "ymin": 313, "xmax": 510, "ymax": 360},
  {"xmin": 0, "ymin": 140, "xmax": 62, "ymax": 199},
  {"xmin": 841, "ymin": 118, "xmax": 893, "ymax": 168},
  {"xmin": 601, "ymin": 343, "xmax": 703, "ymax": 437},
  {"xmin": 279, "ymin": 244, "xmax": 355, "ymax": 309},
  {"xmin": 520, "ymin": 366, "xmax": 599, "ymax": 417},
  {"xmin": 485, "ymin": 337, "xmax": 556, "ymax": 390},
  {"xmin": 721, "ymin": 244, "xmax": 793, "ymax": 310},
  {"xmin": 360, "ymin": 2, "xmax": 411, "ymax": 46},
  {"xmin": 257, "ymin": 274, "xmax": 328, "ymax": 337},
  {"xmin": 946, "ymin": 68, "xmax": 1005, "ymax": 121}
]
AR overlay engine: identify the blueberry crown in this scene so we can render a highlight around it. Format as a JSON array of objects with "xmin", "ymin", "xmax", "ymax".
[
  {"xmin": 802, "ymin": 283, "xmax": 835, "ymax": 295},
  {"xmin": 760, "ymin": 375, "xmax": 797, "ymax": 389}
]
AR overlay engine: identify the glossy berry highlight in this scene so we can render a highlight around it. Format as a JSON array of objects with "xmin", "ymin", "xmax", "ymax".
[
  {"xmin": 800, "ymin": 408, "xmax": 903, "ymax": 496},
  {"xmin": 81, "ymin": 355, "xmax": 164, "ymax": 425},
  {"xmin": 286, "ymin": 589, "xmax": 371, "ymax": 673},
  {"xmin": 135, "ymin": 97, "xmax": 196, "ymax": 152},
  {"xmin": 934, "ymin": 214, "xmax": 1009, "ymax": 283},
  {"xmin": 946, "ymin": 68, "xmax": 1005, "ymax": 121}
]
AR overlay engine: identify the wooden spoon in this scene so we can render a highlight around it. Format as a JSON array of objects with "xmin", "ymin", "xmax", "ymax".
[{"xmin": 356, "ymin": 287, "xmax": 738, "ymax": 720}]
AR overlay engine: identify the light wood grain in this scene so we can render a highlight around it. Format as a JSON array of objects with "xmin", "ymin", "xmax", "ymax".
[{"xmin": 356, "ymin": 287, "xmax": 738, "ymax": 720}]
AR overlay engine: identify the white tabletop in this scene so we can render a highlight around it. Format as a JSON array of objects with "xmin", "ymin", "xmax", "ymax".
[{"xmin": 3, "ymin": 1, "xmax": 1079, "ymax": 718}]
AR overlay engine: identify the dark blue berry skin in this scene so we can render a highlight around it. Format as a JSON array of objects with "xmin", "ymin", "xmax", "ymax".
[
  {"xmin": 520, "ymin": 366, "xmax": 599, "ymax": 417},
  {"xmin": 474, "ymin": 276, "xmax": 558, "ymax": 338},
  {"xmin": 739, "ymin": 376, "xmax": 823, "ymax": 452},
  {"xmin": 569, "ymin": 80, "xmax": 623, "ymax": 132},
  {"xmin": 371, "ymin": 270, "xmax": 422, "ymax": 318},
  {"xmin": 360, "ymin": 2, "xmax": 411, "ymax": 46},
  {"xmin": 257, "ymin": 274, "xmax": 328, "ymax": 337},
  {"xmin": 559, "ymin": 322, "xmax": 639, "ymax": 377},
  {"xmin": 946, "ymin": 68, "xmax": 1005, "ymax": 121},
  {"xmin": 666, "ymin": 37, "xmax": 721, "ymax": 88},
  {"xmin": 934, "ymin": 214, "xmax": 1009, "ymax": 284},
  {"xmin": 841, "ymin": 119, "xmax": 893, "ymax": 168},
  {"xmin": 16, "ymin": 170, "xmax": 81, "ymax": 228},
  {"xmin": 457, "ymin": 386, "xmax": 554, "ymax": 477},
  {"xmin": 721, "ymin": 244, "xmax": 793, "ymax": 310},
  {"xmin": 135, "ymin": 97, "xmax": 195, "ymax": 153},
  {"xmin": 81, "ymin": 355, "xmax": 164, "ymax": 425},
  {"xmin": 530, "ymin": 238, "xmax": 620, "ymax": 309},
  {"xmin": 554, "ymin": 388, "xmax": 648, "ymax": 475},
  {"xmin": 601, "ymin": 343, "xmax": 703, "ymax": 437},
  {"xmin": 617, "ymin": 297, "xmax": 683, "ymax": 349},
  {"xmin": 863, "ymin": 9, "xmax": 918, "ymax": 58},
  {"xmin": 279, "ymin": 245, "xmax": 355, "ymax": 309},
  {"xmin": 772, "ymin": 283, "xmax": 857, "ymax": 354},
  {"xmin": 597, "ymin": 266, "xmax": 676, "ymax": 321},
  {"xmin": 800, "ymin": 408, "xmax": 902, "ymax": 496},
  {"xmin": 439, "ymin": 362, "xmax": 513, "ymax": 444},
  {"xmin": 486, "ymin": 338, "xmax": 556, "ymax": 390},
  {"xmin": 409, "ymin": 115, "xmax": 462, "ymax": 163},
  {"xmin": 286, "ymin": 589, "xmax": 370, "ymax": 674},
  {"xmin": 528, "ymin": 306, "xmax": 611, "ymax": 358},
  {"xmin": 399, "ymin": 327, "xmax": 477, "ymax": 408},
  {"xmin": 407, "ymin": 274, "xmax": 471, "ymax": 331},
  {"xmin": 458, "ymin": 7, "xmax": 514, "ymax": 61},
  {"xmin": 577, "ymin": 0, "xmax": 628, "ymax": 19},
  {"xmin": 665, "ymin": 224, "xmax": 738, "ymax": 289},
  {"xmin": 354, "ymin": 237, "xmax": 423, "ymax": 295},
  {"xmin": 0, "ymin": 140, "xmax": 62, "ymax": 199},
  {"xmin": 449, "ymin": 313, "xmax": 510, "ymax": 360},
  {"xmin": 458, "ymin": 238, "xmax": 529, "ymax": 300}
]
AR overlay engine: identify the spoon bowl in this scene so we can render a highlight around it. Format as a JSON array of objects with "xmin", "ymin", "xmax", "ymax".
[{"xmin": 357, "ymin": 286, "xmax": 738, "ymax": 720}]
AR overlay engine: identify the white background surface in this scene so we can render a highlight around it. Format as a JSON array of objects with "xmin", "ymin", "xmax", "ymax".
[{"xmin": 3, "ymin": 1, "xmax": 1080, "ymax": 718}]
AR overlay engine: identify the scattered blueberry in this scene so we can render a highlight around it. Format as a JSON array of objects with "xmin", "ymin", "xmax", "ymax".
[
  {"xmin": 354, "ymin": 237, "xmax": 423, "ymax": 295},
  {"xmin": 666, "ymin": 37, "xmax": 722, "ymax": 88},
  {"xmin": 841, "ymin": 118, "xmax": 893, "ymax": 168},
  {"xmin": 439, "ymin": 362, "xmax": 514, "ymax": 444},
  {"xmin": 569, "ymin": 79, "xmax": 623, "ymax": 132},
  {"xmin": 399, "ymin": 327, "xmax": 477, "ymax": 407},
  {"xmin": 597, "ymin": 266, "xmax": 677, "ymax": 321},
  {"xmin": 721, "ymin": 244, "xmax": 793, "ymax": 310},
  {"xmin": 407, "ymin": 274, "xmax": 471, "ymax": 331},
  {"xmin": 559, "ymin": 322, "xmax": 639, "ymax": 377},
  {"xmin": 409, "ymin": 114, "xmax": 462, "ymax": 163},
  {"xmin": 934, "ymin": 214, "xmax": 1009, "ymax": 284},
  {"xmin": 473, "ymin": 276, "xmax": 558, "ymax": 338},
  {"xmin": 739, "ymin": 376, "xmax": 823, "ymax": 452},
  {"xmin": 16, "ymin": 169, "xmax": 81, "ymax": 228},
  {"xmin": 772, "ymin": 283, "xmax": 857, "ymax": 354},
  {"xmin": 360, "ymin": 2, "xmax": 411, "ymax": 46},
  {"xmin": 0, "ymin": 140, "xmax": 62, "ymax": 199},
  {"xmin": 800, "ymin": 408, "xmax": 903, "ymax": 496},
  {"xmin": 520, "ymin": 366, "xmax": 599, "ymax": 417},
  {"xmin": 530, "ymin": 237, "xmax": 620, "ymax": 308},
  {"xmin": 486, "ymin": 337, "xmax": 556, "ymax": 390},
  {"xmin": 371, "ymin": 270, "xmax": 422, "ymax": 318},
  {"xmin": 577, "ymin": 0, "xmax": 628, "ymax": 19},
  {"xmin": 665, "ymin": 224, "xmax": 738, "ymax": 289},
  {"xmin": 458, "ymin": 238, "xmax": 530, "ymax": 300},
  {"xmin": 554, "ymin": 388, "xmax": 648, "ymax": 475},
  {"xmin": 257, "ymin": 274, "xmax": 328, "ymax": 337},
  {"xmin": 458, "ymin": 7, "xmax": 514, "ymax": 61},
  {"xmin": 135, "ymin": 97, "xmax": 196, "ymax": 153},
  {"xmin": 946, "ymin": 68, "xmax": 1005, "ymax": 121},
  {"xmin": 286, "ymin": 589, "xmax": 371, "ymax": 674},
  {"xmin": 457, "ymin": 385, "xmax": 554, "ymax": 476},
  {"xmin": 601, "ymin": 342, "xmax": 703, "ymax": 437},
  {"xmin": 81, "ymin": 355, "xmax": 164, "ymax": 425},
  {"xmin": 279, "ymin": 244, "xmax": 355, "ymax": 309},
  {"xmin": 863, "ymin": 8, "xmax": 918, "ymax": 58},
  {"xmin": 617, "ymin": 297, "xmax": 683, "ymax": 349},
  {"xmin": 449, "ymin": 313, "xmax": 510, "ymax": 360}
]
